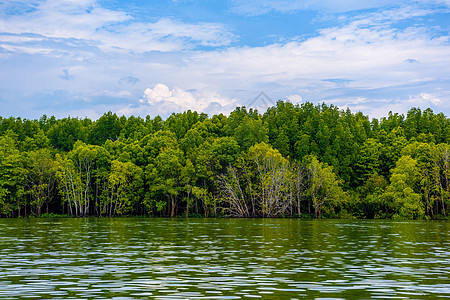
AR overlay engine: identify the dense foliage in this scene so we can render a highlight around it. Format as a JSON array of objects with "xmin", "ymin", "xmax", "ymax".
[{"xmin": 0, "ymin": 102, "xmax": 449, "ymax": 219}]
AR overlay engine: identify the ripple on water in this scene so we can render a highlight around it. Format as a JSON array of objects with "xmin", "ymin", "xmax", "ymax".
[{"xmin": 0, "ymin": 219, "xmax": 449, "ymax": 299}]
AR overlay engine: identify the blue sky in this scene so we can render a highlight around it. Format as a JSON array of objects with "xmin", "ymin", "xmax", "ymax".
[{"xmin": 0, "ymin": 0, "xmax": 449, "ymax": 119}]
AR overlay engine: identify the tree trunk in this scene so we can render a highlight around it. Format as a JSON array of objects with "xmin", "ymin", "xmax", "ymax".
[{"xmin": 171, "ymin": 198, "xmax": 176, "ymax": 217}]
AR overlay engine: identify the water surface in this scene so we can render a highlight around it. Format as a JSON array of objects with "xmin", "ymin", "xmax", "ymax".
[{"xmin": 0, "ymin": 218, "xmax": 448, "ymax": 299}]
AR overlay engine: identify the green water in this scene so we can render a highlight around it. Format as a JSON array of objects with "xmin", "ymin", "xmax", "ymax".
[{"xmin": 0, "ymin": 218, "xmax": 448, "ymax": 299}]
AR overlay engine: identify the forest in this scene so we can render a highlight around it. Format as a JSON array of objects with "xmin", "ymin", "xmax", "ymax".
[{"xmin": 0, "ymin": 101, "xmax": 449, "ymax": 219}]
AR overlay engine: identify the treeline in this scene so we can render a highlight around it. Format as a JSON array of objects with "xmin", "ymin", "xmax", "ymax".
[{"xmin": 0, "ymin": 101, "xmax": 449, "ymax": 219}]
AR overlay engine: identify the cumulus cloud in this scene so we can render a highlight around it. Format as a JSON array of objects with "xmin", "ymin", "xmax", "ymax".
[
  {"xmin": 141, "ymin": 84, "xmax": 197, "ymax": 108},
  {"xmin": 286, "ymin": 94, "xmax": 303, "ymax": 103},
  {"xmin": 119, "ymin": 84, "xmax": 238, "ymax": 117}
]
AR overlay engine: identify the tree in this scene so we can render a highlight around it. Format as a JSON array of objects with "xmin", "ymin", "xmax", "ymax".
[
  {"xmin": 381, "ymin": 155, "xmax": 424, "ymax": 219},
  {"xmin": 146, "ymin": 147, "xmax": 184, "ymax": 217},
  {"xmin": 354, "ymin": 173, "xmax": 388, "ymax": 218},
  {"xmin": 46, "ymin": 117, "xmax": 89, "ymax": 151},
  {"xmin": 219, "ymin": 143, "xmax": 293, "ymax": 218},
  {"xmin": 354, "ymin": 138, "xmax": 382, "ymax": 186},
  {"xmin": 103, "ymin": 160, "xmax": 143, "ymax": 216},
  {"xmin": 119, "ymin": 115, "xmax": 150, "ymax": 141},
  {"xmin": 263, "ymin": 101, "xmax": 300, "ymax": 158},
  {"xmin": 180, "ymin": 159, "xmax": 196, "ymax": 217},
  {"xmin": 436, "ymin": 144, "xmax": 450, "ymax": 217},
  {"xmin": 164, "ymin": 110, "xmax": 201, "ymax": 139},
  {"xmin": 274, "ymin": 128, "xmax": 290, "ymax": 157},
  {"xmin": 56, "ymin": 141, "xmax": 110, "ymax": 217},
  {"xmin": 210, "ymin": 137, "xmax": 240, "ymax": 173},
  {"xmin": 140, "ymin": 130, "xmax": 178, "ymax": 164},
  {"xmin": 26, "ymin": 148, "xmax": 57, "ymax": 216},
  {"xmin": 89, "ymin": 111, "xmax": 122, "ymax": 145},
  {"xmin": 180, "ymin": 127, "xmax": 206, "ymax": 161},
  {"xmin": 1, "ymin": 101, "xmax": 449, "ymax": 219},
  {"xmin": 378, "ymin": 126, "xmax": 408, "ymax": 179},
  {"xmin": 303, "ymin": 155, "xmax": 346, "ymax": 218},
  {"xmin": 55, "ymin": 154, "xmax": 83, "ymax": 217},
  {"xmin": 0, "ymin": 134, "xmax": 26, "ymax": 216},
  {"xmin": 294, "ymin": 133, "xmax": 311, "ymax": 160},
  {"xmin": 248, "ymin": 142, "xmax": 291, "ymax": 217},
  {"xmin": 292, "ymin": 162, "xmax": 309, "ymax": 217},
  {"xmin": 219, "ymin": 165, "xmax": 250, "ymax": 217},
  {"xmin": 234, "ymin": 116, "xmax": 268, "ymax": 150}
]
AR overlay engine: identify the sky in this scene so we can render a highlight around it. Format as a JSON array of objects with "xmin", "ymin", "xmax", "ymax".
[{"xmin": 0, "ymin": 0, "xmax": 449, "ymax": 120}]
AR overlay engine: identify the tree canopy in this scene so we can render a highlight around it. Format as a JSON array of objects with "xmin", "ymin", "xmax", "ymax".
[{"xmin": 0, "ymin": 102, "xmax": 448, "ymax": 219}]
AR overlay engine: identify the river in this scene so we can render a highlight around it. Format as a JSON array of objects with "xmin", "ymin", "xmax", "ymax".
[{"xmin": 0, "ymin": 218, "xmax": 448, "ymax": 299}]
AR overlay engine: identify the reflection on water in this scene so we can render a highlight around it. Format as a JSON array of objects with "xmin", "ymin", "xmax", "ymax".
[{"xmin": 0, "ymin": 218, "xmax": 449, "ymax": 299}]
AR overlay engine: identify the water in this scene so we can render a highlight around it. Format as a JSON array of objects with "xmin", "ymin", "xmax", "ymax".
[{"xmin": 0, "ymin": 218, "xmax": 448, "ymax": 299}]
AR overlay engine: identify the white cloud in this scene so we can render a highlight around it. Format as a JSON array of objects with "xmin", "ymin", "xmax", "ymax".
[
  {"xmin": 0, "ymin": 0, "xmax": 235, "ymax": 54},
  {"xmin": 330, "ymin": 92, "xmax": 447, "ymax": 119},
  {"xmin": 185, "ymin": 6, "xmax": 450, "ymax": 98},
  {"xmin": 409, "ymin": 92, "xmax": 442, "ymax": 106},
  {"xmin": 230, "ymin": 0, "xmax": 450, "ymax": 15},
  {"xmin": 122, "ymin": 84, "xmax": 238, "ymax": 117},
  {"xmin": 231, "ymin": 0, "xmax": 398, "ymax": 15},
  {"xmin": 1, "ymin": 0, "xmax": 130, "ymax": 39},
  {"xmin": 286, "ymin": 95, "xmax": 303, "ymax": 103},
  {"xmin": 1, "ymin": 1, "xmax": 449, "ymax": 119},
  {"xmin": 143, "ymin": 18, "xmax": 235, "ymax": 47},
  {"xmin": 141, "ymin": 84, "xmax": 197, "ymax": 108},
  {"xmin": 73, "ymin": 7, "xmax": 450, "ymax": 118}
]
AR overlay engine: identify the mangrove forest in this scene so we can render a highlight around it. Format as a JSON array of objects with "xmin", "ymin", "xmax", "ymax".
[{"xmin": 0, "ymin": 101, "xmax": 449, "ymax": 219}]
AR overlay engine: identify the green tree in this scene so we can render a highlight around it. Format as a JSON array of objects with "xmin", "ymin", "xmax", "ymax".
[
  {"xmin": 0, "ymin": 134, "xmax": 26, "ymax": 216},
  {"xmin": 381, "ymin": 155, "xmax": 424, "ymax": 219},
  {"xmin": 119, "ymin": 115, "xmax": 150, "ymax": 141},
  {"xmin": 248, "ymin": 142, "xmax": 291, "ymax": 217},
  {"xmin": 234, "ymin": 116, "xmax": 268, "ymax": 150},
  {"xmin": 46, "ymin": 117, "xmax": 90, "ymax": 151},
  {"xmin": 146, "ymin": 147, "xmax": 184, "ymax": 217},
  {"xmin": 353, "ymin": 173, "xmax": 388, "ymax": 218},
  {"xmin": 26, "ymin": 148, "xmax": 57, "ymax": 216},
  {"xmin": 378, "ymin": 126, "xmax": 408, "ymax": 179},
  {"xmin": 303, "ymin": 155, "xmax": 346, "ymax": 218},
  {"xmin": 103, "ymin": 160, "xmax": 143, "ymax": 216},
  {"xmin": 89, "ymin": 111, "xmax": 122, "ymax": 145},
  {"xmin": 180, "ymin": 159, "xmax": 196, "ymax": 217},
  {"xmin": 56, "ymin": 141, "xmax": 110, "ymax": 216},
  {"xmin": 354, "ymin": 138, "xmax": 382, "ymax": 185}
]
